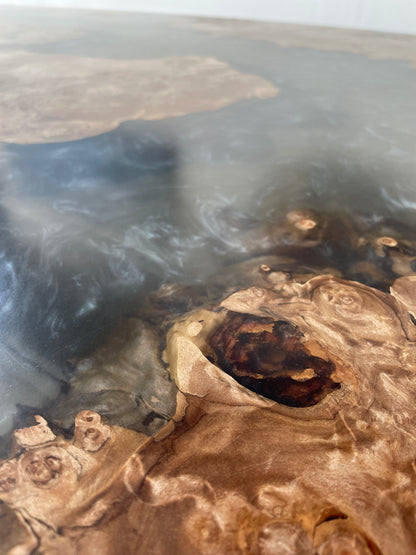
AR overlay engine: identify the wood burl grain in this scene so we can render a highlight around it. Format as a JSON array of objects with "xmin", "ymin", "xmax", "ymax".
[{"xmin": 2, "ymin": 272, "xmax": 416, "ymax": 553}]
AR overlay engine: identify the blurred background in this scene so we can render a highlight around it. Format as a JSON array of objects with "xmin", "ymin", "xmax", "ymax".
[
  {"xmin": 0, "ymin": 0, "xmax": 415, "ymax": 454},
  {"xmin": 0, "ymin": 0, "xmax": 415, "ymax": 34}
]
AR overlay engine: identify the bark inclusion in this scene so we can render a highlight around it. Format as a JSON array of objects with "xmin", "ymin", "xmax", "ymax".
[{"xmin": 208, "ymin": 312, "xmax": 339, "ymax": 407}]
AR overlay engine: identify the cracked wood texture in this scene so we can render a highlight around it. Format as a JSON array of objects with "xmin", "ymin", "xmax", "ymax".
[{"xmin": 2, "ymin": 270, "xmax": 416, "ymax": 554}]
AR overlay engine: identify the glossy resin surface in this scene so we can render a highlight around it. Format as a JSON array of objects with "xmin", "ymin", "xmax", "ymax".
[{"xmin": 0, "ymin": 7, "xmax": 416, "ymax": 553}]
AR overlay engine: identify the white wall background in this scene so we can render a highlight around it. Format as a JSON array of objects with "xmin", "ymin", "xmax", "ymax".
[{"xmin": 1, "ymin": 0, "xmax": 416, "ymax": 35}]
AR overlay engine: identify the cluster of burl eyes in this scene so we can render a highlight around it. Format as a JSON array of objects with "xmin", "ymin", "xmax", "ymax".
[{"xmin": 0, "ymin": 410, "xmax": 110, "ymax": 493}]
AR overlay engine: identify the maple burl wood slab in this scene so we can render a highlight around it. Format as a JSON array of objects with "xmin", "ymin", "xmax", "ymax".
[{"xmin": 2, "ymin": 270, "xmax": 416, "ymax": 554}]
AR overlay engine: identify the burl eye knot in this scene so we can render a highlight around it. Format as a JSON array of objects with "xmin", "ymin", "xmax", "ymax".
[
  {"xmin": 260, "ymin": 264, "xmax": 271, "ymax": 273},
  {"xmin": 316, "ymin": 285, "xmax": 364, "ymax": 317},
  {"xmin": 251, "ymin": 287, "xmax": 265, "ymax": 298},
  {"xmin": 377, "ymin": 236, "xmax": 398, "ymax": 248},
  {"xmin": 295, "ymin": 218, "xmax": 317, "ymax": 231},
  {"xmin": 74, "ymin": 410, "xmax": 111, "ymax": 452},
  {"xmin": 22, "ymin": 450, "xmax": 63, "ymax": 487},
  {"xmin": 286, "ymin": 209, "xmax": 318, "ymax": 231}
]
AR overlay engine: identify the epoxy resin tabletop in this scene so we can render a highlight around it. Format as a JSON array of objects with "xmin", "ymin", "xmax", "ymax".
[{"xmin": 0, "ymin": 7, "xmax": 416, "ymax": 554}]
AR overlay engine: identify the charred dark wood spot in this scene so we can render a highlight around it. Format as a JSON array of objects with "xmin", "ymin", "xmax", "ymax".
[{"xmin": 208, "ymin": 313, "xmax": 339, "ymax": 407}]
